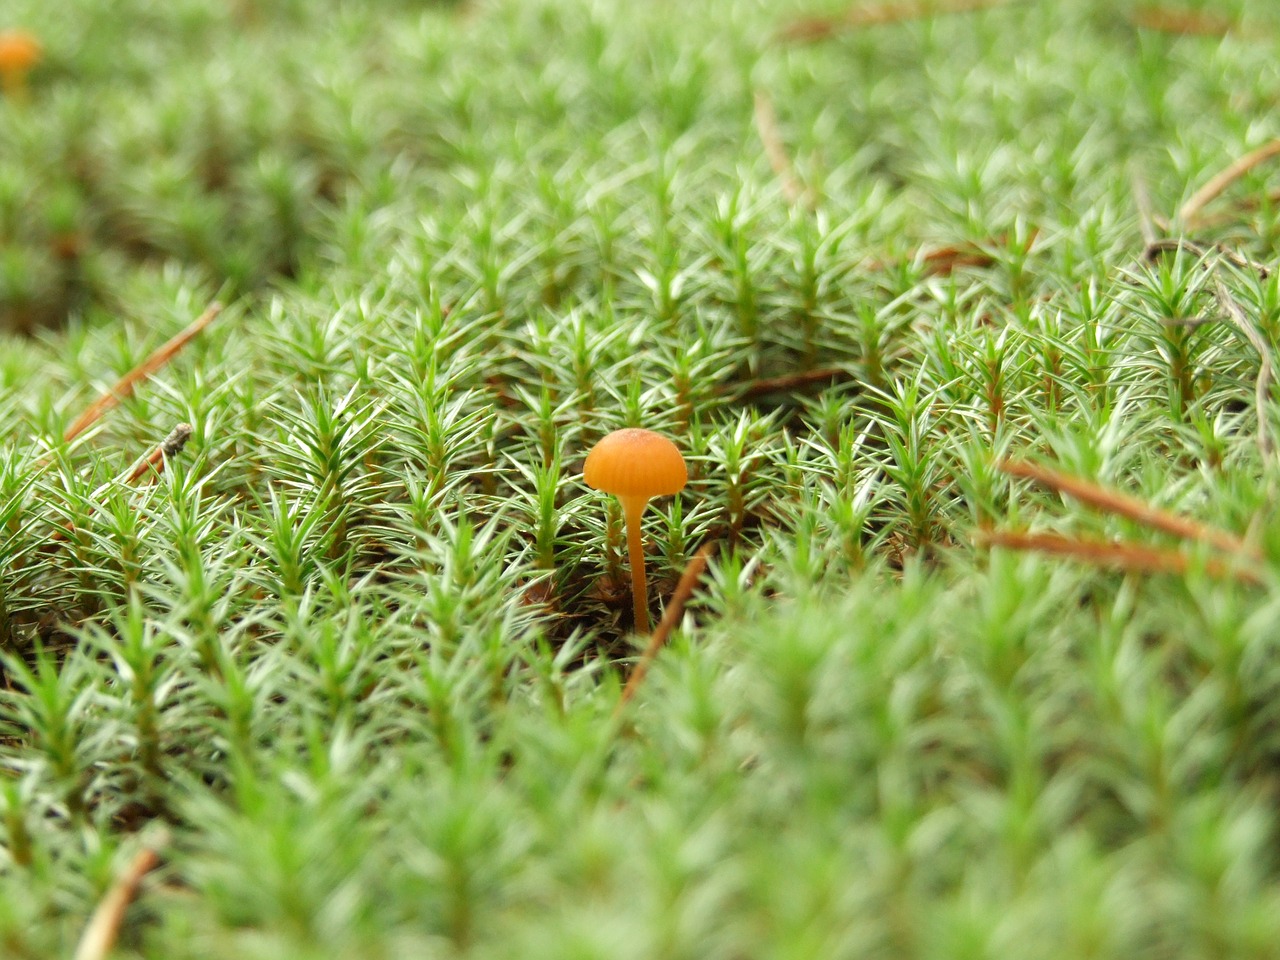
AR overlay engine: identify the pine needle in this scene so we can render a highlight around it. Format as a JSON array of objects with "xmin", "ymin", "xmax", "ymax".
[
  {"xmin": 977, "ymin": 529, "xmax": 1262, "ymax": 584},
  {"xmin": 63, "ymin": 302, "xmax": 223, "ymax": 444},
  {"xmin": 778, "ymin": 0, "xmax": 1013, "ymax": 44},
  {"xmin": 74, "ymin": 841, "xmax": 164, "ymax": 960},
  {"xmin": 616, "ymin": 542, "xmax": 716, "ymax": 716},
  {"xmin": 997, "ymin": 457, "xmax": 1257, "ymax": 558},
  {"xmin": 1179, "ymin": 140, "xmax": 1280, "ymax": 230},
  {"xmin": 121, "ymin": 423, "xmax": 194, "ymax": 484},
  {"xmin": 753, "ymin": 90, "xmax": 811, "ymax": 208}
]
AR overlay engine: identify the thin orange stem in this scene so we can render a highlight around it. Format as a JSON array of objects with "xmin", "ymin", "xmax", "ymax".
[
  {"xmin": 616, "ymin": 542, "xmax": 716, "ymax": 717},
  {"xmin": 620, "ymin": 495, "xmax": 650, "ymax": 633}
]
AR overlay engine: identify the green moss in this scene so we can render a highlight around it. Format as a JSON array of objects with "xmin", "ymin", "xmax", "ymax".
[{"xmin": 1, "ymin": 0, "xmax": 1280, "ymax": 955}]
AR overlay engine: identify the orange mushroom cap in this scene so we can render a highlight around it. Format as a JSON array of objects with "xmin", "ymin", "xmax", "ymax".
[
  {"xmin": 0, "ymin": 30, "xmax": 41, "ymax": 73},
  {"xmin": 584, "ymin": 428, "xmax": 687, "ymax": 499}
]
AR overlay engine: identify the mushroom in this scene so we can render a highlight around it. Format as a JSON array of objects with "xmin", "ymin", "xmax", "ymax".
[
  {"xmin": 584, "ymin": 427, "xmax": 687, "ymax": 633},
  {"xmin": 0, "ymin": 30, "xmax": 41, "ymax": 102}
]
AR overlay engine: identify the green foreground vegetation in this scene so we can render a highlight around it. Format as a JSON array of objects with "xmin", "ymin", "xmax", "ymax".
[{"xmin": 5, "ymin": 0, "xmax": 1280, "ymax": 955}]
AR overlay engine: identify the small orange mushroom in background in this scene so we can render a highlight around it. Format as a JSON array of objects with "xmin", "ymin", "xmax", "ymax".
[
  {"xmin": 0, "ymin": 29, "xmax": 41, "ymax": 102},
  {"xmin": 584, "ymin": 428, "xmax": 688, "ymax": 633}
]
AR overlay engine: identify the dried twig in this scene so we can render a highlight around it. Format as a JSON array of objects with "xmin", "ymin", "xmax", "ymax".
[
  {"xmin": 1213, "ymin": 278, "xmax": 1276, "ymax": 459},
  {"xmin": 864, "ymin": 229, "xmax": 1038, "ymax": 278},
  {"xmin": 778, "ymin": 0, "xmax": 1012, "ymax": 43},
  {"xmin": 1142, "ymin": 237, "xmax": 1208, "ymax": 263},
  {"xmin": 1127, "ymin": 6, "xmax": 1239, "ymax": 37},
  {"xmin": 615, "ymin": 542, "xmax": 716, "ymax": 716},
  {"xmin": 906, "ymin": 243, "xmax": 1000, "ymax": 275},
  {"xmin": 722, "ymin": 367, "xmax": 851, "ymax": 399},
  {"xmin": 74, "ymin": 842, "xmax": 164, "ymax": 960},
  {"xmin": 1141, "ymin": 238, "xmax": 1270, "ymax": 278},
  {"xmin": 753, "ymin": 91, "xmax": 811, "ymax": 208},
  {"xmin": 1186, "ymin": 185, "xmax": 1280, "ymax": 229},
  {"xmin": 977, "ymin": 529, "xmax": 1262, "ymax": 584},
  {"xmin": 1179, "ymin": 139, "xmax": 1280, "ymax": 230},
  {"xmin": 1131, "ymin": 170, "xmax": 1159, "ymax": 247},
  {"xmin": 121, "ymin": 423, "xmax": 194, "ymax": 484},
  {"xmin": 997, "ymin": 457, "xmax": 1257, "ymax": 557},
  {"xmin": 50, "ymin": 424, "xmax": 195, "ymax": 543},
  {"xmin": 63, "ymin": 302, "xmax": 223, "ymax": 444}
]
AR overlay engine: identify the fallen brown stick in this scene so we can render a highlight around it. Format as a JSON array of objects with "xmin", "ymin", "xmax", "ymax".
[
  {"xmin": 74, "ymin": 842, "xmax": 164, "ymax": 960},
  {"xmin": 63, "ymin": 302, "xmax": 222, "ymax": 444},
  {"xmin": 753, "ymin": 90, "xmax": 810, "ymax": 208},
  {"xmin": 1179, "ymin": 140, "xmax": 1280, "ymax": 230},
  {"xmin": 1213, "ymin": 279, "xmax": 1276, "ymax": 459},
  {"xmin": 122, "ymin": 423, "xmax": 194, "ymax": 484},
  {"xmin": 778, "ymin": 0, "xmax": 1012, "ymax": 43},
  {"xmin": 1183, "ymin": 186, "xmax": 1280, "ymax": 229},
  {"xmin": 1127, "ymin": 6, "xmax": 1239, "ymax": 37},
  {"xmin": 50, "ymin": 424, "xmax": 194, "ymax": 543},
  {"xmin": 865, "ymin": 244, "xmax": 998, "ymax": 276},
  {"xmin": 864, "ymin": 228, "xmax": 1038, "ymax": 278},
  {"xmin": 997, "ymin": 458, "xmax": 1257, "ymax": 558},
  {"xmin": 722, "ymin": 367, "xmax": 851, "ymax": 399},
  {"xmin": 977, "ymin": 529, "xmax": 1262, "ymax": 584},
  {"xmin": 1141, "ymin": 238, "xmax": 1271, "ymax": 278},
  {"xmin": 616, "ymin": 542, "xmax": 716, "ymax": 716},
  {"xmin": 1131, "ymin": 170, "xmax": 1159, "ymax": 247}
]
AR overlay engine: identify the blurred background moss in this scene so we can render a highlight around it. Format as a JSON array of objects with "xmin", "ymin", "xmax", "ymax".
[{"xmin": 0, "ymin": 0, "xmax": 463, "ymax": 332}]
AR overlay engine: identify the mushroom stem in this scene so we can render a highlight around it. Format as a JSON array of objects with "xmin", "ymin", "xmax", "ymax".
[{"xmin": 619, "ymin": 494, "xmax": 651, "ymax": 632}]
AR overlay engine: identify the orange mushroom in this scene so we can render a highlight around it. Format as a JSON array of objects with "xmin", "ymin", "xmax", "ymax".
[
  {"xmin": 584, "ymin": 428, "xmax": 688, "ymax": 633},
  {"xmin": 0, "ymin": 29, "xmax": 41, "ymax": 102}
]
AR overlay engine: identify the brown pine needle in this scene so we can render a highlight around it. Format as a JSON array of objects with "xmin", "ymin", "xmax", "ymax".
[
  {"xmin": 1213, "ymin": 279, "xmax": 1276, "ymax": 459},
  {"xmin": 1185, "ymin": 185, "xmax": 1280, "ymax": 229},
  {"xmin": 1179, "ymin": 139, "xmax": 1280, "ymax": 230},
  {"xmin": 778, "ymin": 0, "xmax": 1012, "ymax": 44},
  {"xmin": 51, "ymin": 424, "xmax": 195, "ymax": 543},
  {"xmin": 862, "ymin": 246, "xmax": 988, "ymax": 276},
  {"xmin": 912, "ymin": 244, "xmax": 999, "ymax": 275},
  {"xmin": 1131, "ymin": 170, "xmax": 1159, "ymax": 247},
  {"xmin": 864, "ymin": 229, "xmax": 1038, "ymax": 278},
  {"xmin": 616, "ymin": 542, "xmax": 716, "ymax": 716},
  {"xmin": 1127, "ymin": 6, "xmax": 1239, "ymax": 37},
  {"xmin": 1142, "ymin": 238, "xmax": 1271, "ymax": 278},
  {"xmin": 74, "ymin": 842, "xmax": 164, "ymax": 960},
  {"xmin": 997, "ymin": 458, "xmax": 1257, "ymax": 558},
  {"xmin": 63, "ymin": 302, "xmax": 223, "ymax": 444},
  {"xmin": 122, "ymin": 423, "xmax": 194, "ymax": 484},
  {"xmin": 977, "ymin": 529, "xmax": 1262, "ymax": 584},
  {"xmin": 753, "ymin": 90, "xmax": 810, "ymax": 208},
  {"xmin": 721, "ymin": 366, "xmax": 851, "ymax": 399}
]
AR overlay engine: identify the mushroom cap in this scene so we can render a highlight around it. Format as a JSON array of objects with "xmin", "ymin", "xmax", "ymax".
[
  {"xmin": 0, "ymin": 30, "xmax": 41, "ymax": 72},
  {"xmin": 584, "ymin": 428, "xmax": 687, "ymax": 499}
]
